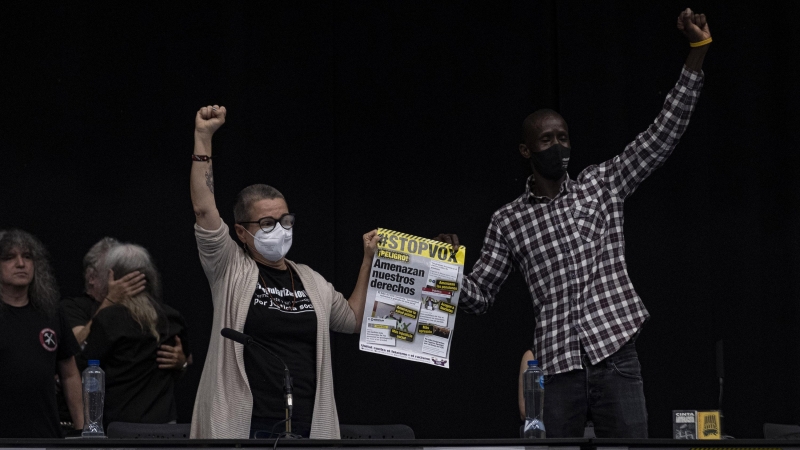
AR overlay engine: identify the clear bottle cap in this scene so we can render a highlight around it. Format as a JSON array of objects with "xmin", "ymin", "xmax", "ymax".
[
  {"xmin": 528, "ymin": 359, "xmax": 539, "ymax": 367},
  {"xmin": 88, "ymin": 360, "xmax": 100, "ymax": 366}
]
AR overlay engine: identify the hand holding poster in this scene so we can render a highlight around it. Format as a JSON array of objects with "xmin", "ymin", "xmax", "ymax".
[{"xmin": 359, "ymin": 229, "xmax": 465, "ymax": 368}]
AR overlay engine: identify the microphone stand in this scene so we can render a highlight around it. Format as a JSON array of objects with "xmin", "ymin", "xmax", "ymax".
[
  {"xmin": 250, "ymin": 340, "xmax": 293, "ymax": 434},
  {"xmin": 221, "ymin": 329, "xmax": 294, "ymax": 435},
  {"xmin": 717, "ymin": 339, "xmax": 733, "ymax": 439}
]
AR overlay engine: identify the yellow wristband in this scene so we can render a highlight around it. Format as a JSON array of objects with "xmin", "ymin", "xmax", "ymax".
[{"xmin": 690, "ymin": 37, "xmax": 712, "ymax": 47}]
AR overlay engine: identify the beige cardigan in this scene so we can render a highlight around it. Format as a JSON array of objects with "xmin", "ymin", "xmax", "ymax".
[{"xmin": 190, "ymin": 221, "xmax": 356, "ymax": 439}]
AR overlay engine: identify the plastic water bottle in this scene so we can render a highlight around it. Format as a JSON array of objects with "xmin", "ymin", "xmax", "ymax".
[
  {"xmin": 523, "ymin": 359, "xmax": 546, "ymax": 438},
  {"xmin": 81, "ymin": 360, "xmax": 105, "ymax": 437}
]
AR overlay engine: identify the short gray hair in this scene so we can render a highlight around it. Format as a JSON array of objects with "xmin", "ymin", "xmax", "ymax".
[
  {"xmin": 83, "ymin": 237, "xmax": 120, "ymax": 291},
  {"xmin": 84, "ymin": 237, "xmax": 119, "ymax": 271},
  {"xmin": 233, "ymin": 184, "xmax": 286, "ymax": 223}
]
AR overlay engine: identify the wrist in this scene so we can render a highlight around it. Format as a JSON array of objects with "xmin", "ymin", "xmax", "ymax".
[
  {"xmin": 194, "ymin": 130, "xmax": 214, "ymax": 143},
  {"xmin": 684, "ymin": 45, "xmax": 708, "ymax": 73},
  {"xmin": 689, "ymin": 36, "xmax": 712, "ymax": 48}
]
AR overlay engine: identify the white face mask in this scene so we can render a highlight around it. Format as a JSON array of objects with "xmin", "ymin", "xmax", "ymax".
[{"xmin": 247, "ymin": 226, "xmax": 293, "ymax": 262}]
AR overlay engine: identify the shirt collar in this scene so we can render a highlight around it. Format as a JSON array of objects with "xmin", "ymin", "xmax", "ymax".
[{"xmin": 525, "ymin": 173, "xmax": 574, "ymax": 204}]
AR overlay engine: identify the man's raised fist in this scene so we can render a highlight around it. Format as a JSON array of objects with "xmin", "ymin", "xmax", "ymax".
[{"xmin": 677, "ymin": 8, "xmax": 711, "ymax": 43}]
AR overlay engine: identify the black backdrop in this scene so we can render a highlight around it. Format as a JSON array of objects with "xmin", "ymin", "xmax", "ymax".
[{"xmin": 2, "ymin": 1, "xmax": 799, "ymax": 440}]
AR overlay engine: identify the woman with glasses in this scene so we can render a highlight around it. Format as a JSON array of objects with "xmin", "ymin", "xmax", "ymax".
[{"xmin": 188, "ymin": 105, "xmax": 379, "ymax": 440}]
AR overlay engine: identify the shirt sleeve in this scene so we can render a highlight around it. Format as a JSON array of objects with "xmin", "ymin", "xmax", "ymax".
[
  {"xmin": 60, "ymin": 297, "xmax": 92, "ymax": 330},
  {"xmin": 194, "ymin": 220, "xmax": 242, "ymax": 289},
  {"xmin": 599, "ymin": 66, "xmax": 704, "ymax": 199},
  {"xmin": 326, "ymin": 282, "xmax": 357, "ymax": 334},
  {"xmin": 297, "ymin": 263, "xmax": 357, "ymax": 334},
  {"xmin": 177, "ymin": 323, "xmax": 192, "ymax": 357},
  {"xmin": 57, "ymin": 309, "xmax": 81, "ymax": 362},
  {"xmin": 459, "ymin": 215, "xmax": 514, "ymax": 315},
  {"xmin": 166, "ymin": 306, "xmax": 193, "ymax": 357},
  {"xmin": 80, "ymin": 309, "xmax": 116, "ymax": 364}
]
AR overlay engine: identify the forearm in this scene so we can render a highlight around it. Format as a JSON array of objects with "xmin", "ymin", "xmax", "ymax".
[
  {"xmin": 58, "ymin": 358, "xmax": 85, "ymax": 429},
  {"xmin": 459, "ymin": 224, "xmax": 511, "ymax": 314},
  {"xmin": 73, "ymin": 324, "xmax": 90, "ymax": 344},
  {"xmin": 347, "ymin": 257, "xmax": 373, "ymax": 331},
  {"xmin": 608, "ymin": 62, "xmax": 704, "ymax": 197},
  {"xmin": 191, "ymin": 132, "xmax": 221, "ymax": 230},
  {"xmin": 459, "ymin": 275, "xmax": 494, "ymax": 315},
  {"xmin": 684, "ymin": 45, "xmax": 709, "ymax": 73},
  {"xmin": 64, "ymin": 375, "xmax": 84, "ymax": 429},
  {"xmin": 73, "ymin": 298, "xmax": 114, "ymax": 344}
]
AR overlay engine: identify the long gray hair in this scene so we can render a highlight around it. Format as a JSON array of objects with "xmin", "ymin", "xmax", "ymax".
[
  {"xmin": 97, "ymin": 243, "xmax": 163, "ymax": 340},
  {"xmin": 0, "ymin": 229, "xmax": 60, "ymax": 318}
]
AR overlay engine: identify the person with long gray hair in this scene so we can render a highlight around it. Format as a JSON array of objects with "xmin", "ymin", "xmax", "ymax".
[
  {"xmin": 80, "ymin": 243, "xmax": 190, "ymax": 426},
  {"xmin": 61, "ymin": 237, "xmax": 189, "ymax": 368},
  {"xmin": 62, "ymin": 237, "xmax": 144, "ymax": 343},
  {"xmin": 189, "ymin": 106, "xmax": 379, "ymax": 439},
  {"xmin": 0, "ymin": 229, "xmax": 84, "ymax": 438}
]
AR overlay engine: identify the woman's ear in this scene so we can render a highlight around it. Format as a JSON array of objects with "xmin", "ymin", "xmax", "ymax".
[{"xmin": 233, "ymin": 223, "xmax": 248, "ymax": 245}]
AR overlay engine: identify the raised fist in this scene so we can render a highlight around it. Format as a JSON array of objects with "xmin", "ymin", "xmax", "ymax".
[
  {"xmin": 677, "ymin": 8, "xmax": 711, "ymax": 43},
  {"xmin": 195, "ymin": 104, "xmax": 227, "ymax": 136}
]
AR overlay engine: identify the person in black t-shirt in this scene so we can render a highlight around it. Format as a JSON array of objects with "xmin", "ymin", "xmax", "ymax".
[
  {"xmin": 0, "ymin": 229, "xmax": 84, "ymax": 438},
  {"xmin": 58, "ymin": 237, "xmax": 192, "ymax": 426},
  {"xmin": 78, "ymin": 242, "xmax": 190, "ymax": 426},
  {"xmin": 244, "ymin": 261, "xmax": 318, "ymax": 435},
  {"xmin": 62, "ymin": 237, "xmax": 190, "ymax": 367}
]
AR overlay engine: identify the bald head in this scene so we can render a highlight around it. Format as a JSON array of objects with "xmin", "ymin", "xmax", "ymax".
[{"xmin": 522, "ymin": 109, "xmax": 567, "ymax": 145}]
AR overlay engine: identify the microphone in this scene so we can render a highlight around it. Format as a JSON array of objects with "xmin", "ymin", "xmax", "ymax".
[
  {"xmin": 221, "ymin": 327, "xmax": 252, "ymax": 346},
  {"xmin": 220, "ymin": 328, "xmax": 294, "ymax": 434}
]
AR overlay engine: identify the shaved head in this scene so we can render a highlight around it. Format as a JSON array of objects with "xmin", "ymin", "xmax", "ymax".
[{"xmin": 522, "ymin": 109, "xmax": 566, "ymax": 144}]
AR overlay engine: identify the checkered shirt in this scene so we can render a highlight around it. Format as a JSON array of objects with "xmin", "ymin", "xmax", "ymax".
[{"xmin": 461, "ymin": 67, "xmax": 704, "ymax": 375}]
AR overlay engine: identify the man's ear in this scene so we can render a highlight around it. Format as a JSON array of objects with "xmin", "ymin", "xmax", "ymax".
[
  {"xmin": 85, "ymin": 267, "xmax": 97, "ymax": 285},
  {"xmin": 519, "ymin": 143, "xmax": 531, "ymax": 159}
]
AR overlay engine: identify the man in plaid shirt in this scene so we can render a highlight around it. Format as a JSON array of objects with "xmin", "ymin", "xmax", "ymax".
[{"xmin": 438, "ymin": 9, "xmax": 712, "ymax": 438}]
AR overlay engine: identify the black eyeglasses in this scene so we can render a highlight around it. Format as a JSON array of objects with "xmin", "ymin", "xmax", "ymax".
[{"xmin": 238, "ymin": 213, "xmax": 296, "ymax": 233}]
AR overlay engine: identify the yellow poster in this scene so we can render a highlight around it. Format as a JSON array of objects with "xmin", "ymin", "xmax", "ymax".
[{"xmin": 359, "ymin": 228, "xmax": 466, "ymax": 368}]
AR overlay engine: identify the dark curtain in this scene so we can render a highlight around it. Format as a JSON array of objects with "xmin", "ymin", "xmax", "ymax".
[{"xmin": 2, "ymin": 1, "xmax": 798, "ymax": 439}]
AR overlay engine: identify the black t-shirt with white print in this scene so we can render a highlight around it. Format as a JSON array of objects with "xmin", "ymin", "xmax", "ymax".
[
  {"xmin": 243, "ymin": 262, "xmax": 317, "ymax": 423},
  {"xmin": 0, "ymin": 303, "xmax": 81, "ymax": 438}
]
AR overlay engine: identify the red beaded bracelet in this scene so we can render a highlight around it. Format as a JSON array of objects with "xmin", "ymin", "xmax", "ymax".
[{"xmin": 191, "ymin": 155, "xmax": 212, "ymax": 162}]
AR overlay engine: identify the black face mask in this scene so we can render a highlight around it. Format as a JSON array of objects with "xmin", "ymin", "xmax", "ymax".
[{"xmin": 529, "ymin": 143, "xmax": 570, "ymax": 180}]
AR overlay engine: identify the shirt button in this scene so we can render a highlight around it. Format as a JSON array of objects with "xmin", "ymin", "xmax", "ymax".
[
  {"xmin": 569, "ymin": 271, "xmax": 576, "ymax": 279},
  {"xmin": 571, "ymin": 298, "xmax": 578, "ymax": 305}
]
